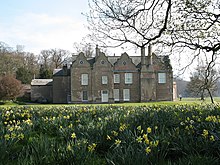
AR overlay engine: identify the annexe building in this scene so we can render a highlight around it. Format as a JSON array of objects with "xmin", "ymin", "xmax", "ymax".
[{"xmin": 31, "ymin": 45, "xmax": 173, "ymax": 103}]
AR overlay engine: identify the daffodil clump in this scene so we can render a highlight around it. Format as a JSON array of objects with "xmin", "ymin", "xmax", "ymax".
[{"xmin": 0, "ymin": 104, "xmax": 219, "ymax": 164}]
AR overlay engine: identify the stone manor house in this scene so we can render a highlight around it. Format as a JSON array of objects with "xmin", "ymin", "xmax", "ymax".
[{"xmin": 31, "ymin": 45, "xmax": 173, "ymax": 103}]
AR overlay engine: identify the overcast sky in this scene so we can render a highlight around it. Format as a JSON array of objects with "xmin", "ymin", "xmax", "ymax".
[{"xmin": 0, "ymin": 0, "xmax": 90, "ymax": 54}]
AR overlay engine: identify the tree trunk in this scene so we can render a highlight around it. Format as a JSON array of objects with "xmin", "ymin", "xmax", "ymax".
[{"xmin": 207, "ymin": 89, "xmax": 214, "ymax": 104}]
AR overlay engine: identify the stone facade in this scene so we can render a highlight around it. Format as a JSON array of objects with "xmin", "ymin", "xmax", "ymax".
[
  {"xmin": 31, "ymin": 79, "xmax": 53, "ymax": 103},
  {"xmin": 31, "ymin": 46, "xmax": 173, "ymax": 103}
]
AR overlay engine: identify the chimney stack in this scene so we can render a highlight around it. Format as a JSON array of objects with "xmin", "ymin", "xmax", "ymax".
[
  {"xmin": 141, "ymin": 46, "xmax": 146, "ymax": 65},
  {"xmin": 148, "ymin": 44, "xmax": 152, "ymax": 65},
  {"xmin": 95, "ymin": 45, "xmax": 99, "ymax": 57}
]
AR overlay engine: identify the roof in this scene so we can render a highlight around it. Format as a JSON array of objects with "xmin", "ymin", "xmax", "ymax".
[
  {"xmin": 53, "ymin": 68, "xmax": 70, "ymax": 76},
  {"xmin": 31, "ymin": 79, "xmax": 53, "ymax": 86}
]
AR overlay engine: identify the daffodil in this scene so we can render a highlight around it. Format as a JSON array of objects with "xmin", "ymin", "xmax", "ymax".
[
  {"xmin": 106, "ymin": 135, "xmax": 111, "ymax": 140},
  {"xmin": 147, "ymin": 127, "xmax": 152, "ymax": 134},
  {"xmin": 145, "ymin": 138, "xmax": 150, "ymax": 145},
  {"xmin": 115, "ymin": 139, "xmax": 121, "ymax": 145},
  {"xmin": 210, "ymin": 135, "xmax": 215, "ymax": 141},
  {"xmin": 137, "ymin": 125, "xmax": 142, "ymax": 131},
  {"xmin": 71, "ymin": 132, "xmax": 76, "ymax": 139},
  {"xmin": 136, "ymin": 136, "xmax": 143, "ymax": 143},
  {"xmin": 145, "ymin": 147, "xmax": 151, "ymax": 154},
  {"xmin": 88, "ymin": 143, "xmax": 97, "ymax": 152},
  {"xmin": 67, "ymin": 144, "xmax": 72, "ymax": 151},
  {"xmin": 17, "ymin": 133, "xmax": 24, "ymax": 140},
  {"xmin": 202, "ymin": 129, "xmax": 208, "ymax": 138},
  {"xmin": 4, "ymin": 134, "xmax": 10, "ymax": 140},
  {"xmin": 112, "ymin": 131, "xmax": 118, "ymax": 136}
]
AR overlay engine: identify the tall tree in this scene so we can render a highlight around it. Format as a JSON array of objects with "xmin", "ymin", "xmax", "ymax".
[
  {"xmin": 39, "ymin": 48, "xmax": 70, "ymax": 71},
  {"xmin": 50, "ymin": 49, "xmax": 70, "ymax": 69},
  {"xmin": 186, "ymin": 65, "xmax": 219, "ymax": 103},
  {"xmin": 16, "ymin": 67, "xmax": 33, "ymax": 84},
  {"xmin": 87, "ymin": 0, "xmax": 172, "ymax": 54}
]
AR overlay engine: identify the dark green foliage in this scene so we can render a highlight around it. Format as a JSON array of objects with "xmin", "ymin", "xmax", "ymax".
[
  {"xmin": 39, "ymin": 66, "xmax": 53, "ymax": 79},
  {"xmin": 16, "ymin": 67, "xmax": 33, "ymax": 84}
]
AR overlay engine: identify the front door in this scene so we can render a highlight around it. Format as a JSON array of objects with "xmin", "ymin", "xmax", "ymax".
[{"xmin": 101, "ymin": 90, "xmax": 108, "ymax": 102}]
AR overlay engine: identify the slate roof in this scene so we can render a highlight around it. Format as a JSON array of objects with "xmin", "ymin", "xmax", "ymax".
[
  {"xmin": 31, "ymin": 79, "xmax": 53, "ymax": 86},
  {"xmin": 53, "ymin": 68, "xmax": 71, "ymax": 76}
]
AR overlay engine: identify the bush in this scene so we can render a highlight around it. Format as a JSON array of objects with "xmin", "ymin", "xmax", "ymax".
[{"xmin": 0, "ymin": 75, "xmax": 23, "ymax": 100}]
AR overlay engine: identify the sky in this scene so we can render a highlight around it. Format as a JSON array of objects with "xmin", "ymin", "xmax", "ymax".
[{"xmin": 0, "ymin": 0, "xmax": 90, "ymax": 54}]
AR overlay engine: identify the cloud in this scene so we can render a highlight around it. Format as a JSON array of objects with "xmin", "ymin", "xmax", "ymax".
[{"xmin": 0, "ymin": 12, "xmax": 89, "ymax": 54}]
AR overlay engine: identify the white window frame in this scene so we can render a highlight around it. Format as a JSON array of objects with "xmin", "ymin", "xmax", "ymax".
[
  {"xmin": 125, "ymin": 73, "xmax": 133, "ymax": 84},
  {"xmin": 81, "ymin": 74, "xmax": 88, "ymax": 85},
  {"xmin": 123, "ymin": 89, "xmax": 130, "ymax": 101},
  {"xmin": 102, "ymin": 76, "xmax": 108, "ymax": 84},
  {"xmin": 158, "ymin": 73, "xmax": 166, "ymax": 84},
  {"xmin": 114, "ymin": 74, "xmax": 120, "ymax": 83},
  {"xmin": 113, "ymin": 89, "xmax": 120, "ymax": 101}
]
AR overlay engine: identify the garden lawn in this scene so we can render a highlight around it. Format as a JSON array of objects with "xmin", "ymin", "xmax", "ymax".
[{"xmin": 0, "ymin": 104, "xmax": 220, "ymax": 165}]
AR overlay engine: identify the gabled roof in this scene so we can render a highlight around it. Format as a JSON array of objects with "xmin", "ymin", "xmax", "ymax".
[{"xmin": 71, "ymin": 52, "xmax": 167, "ymax": 67}]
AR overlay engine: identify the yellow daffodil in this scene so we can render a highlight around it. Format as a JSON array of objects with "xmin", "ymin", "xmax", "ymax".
[
  {"xmin": 145, "ymin": 147, "xmax": 151, "ymax": 154},
  {"xmin": 4, "ymin": 134, "xmax": 10, "ymax": 140},
  {"xmin": 88, "ymin": 143, "xmax": 97, "ymax": 152},
  {"xmin": 106, "ymin": 135, "xmax": 111, "ymax": 140},
  {"xmin": 17, "ymin": 133, "xmax": 24, "ymax": 140},
  {"xmin": 67, "ymin": 144, "xmax": 72, "ymax": 151},
  {"xmin": 137, "ymin": 125, "xmax": 142, "ymax": 131},
  {"xmin": 71, "ymin": 132, "xmax": 76, "ymax": 139},
  {"xmin": 115, "ymin": 139, "xmax": 121, "ymax": 145},
  {"xmin": 202, "ymin": 129, "xmax": 208, "ymax": 138},
  {"xmin": 145, "ymin": 138, "xmax": 150, "ymax": 145},
  {"xmin": 210, "ymin": 135, "xmax": 215, "ymax": 141},
  {"xmin": 112, "ymin": 131, "xmax": 118, "ymax": 137},
  {"xmin": 136, "ymin": 136, "xmax": 143, "ymax": 143},
  {"xmin": 147, "ymin": 127, "xmax": 152, "ymax": 134}
]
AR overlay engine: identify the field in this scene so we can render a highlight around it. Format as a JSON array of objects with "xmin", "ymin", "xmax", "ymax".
[{"xmin": 0, "ymin": 103, "xmax": 220, "ymax": 164}]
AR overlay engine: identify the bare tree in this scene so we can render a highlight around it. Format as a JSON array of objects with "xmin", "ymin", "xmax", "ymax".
[
  {"xmin": 39, "ymin": 50, "xmax": 52, "ymax": 69},
  {"xmin": 87, "ymin": 0, "xmax": 172, "ymax": 54},
  {"xmin": 39, "ymin": 48, "xmax": 70, "ymax": 71},
  {"xmin": 50, "ymin": 49, "xmax": 70, "ymax": 69},
  {"xmin": 73, "ymin": 42, "xmax": 94, "ymax": 57},
  {"xmin": 186, "ymin": 64, "xmax": 219, "ymax": 103},
  {"xmin": 0, "ymin": 75, "xmax": 23, "ymax": 100}
]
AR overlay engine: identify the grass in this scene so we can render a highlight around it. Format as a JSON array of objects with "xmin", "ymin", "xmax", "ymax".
[{"xmin": 0, "ymin": 97, "xmax": 220, "ymax": 107}]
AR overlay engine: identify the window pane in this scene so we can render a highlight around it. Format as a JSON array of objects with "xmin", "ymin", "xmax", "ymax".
[
  {"xmin": 123, "ymin": 89, "xmax": 130, "ymax": 101},
  {"xmin": 125, "ymin": 73, "xmax": 132, "ymax": 84},
  {"xmin": 158, "ymin": 73, "xmax": 166, "ymax": 83},
  {"xmin": 82, "ymin": 91, "xmax": 88, "ymax": 101},
  {"xmin": 102, "ymin": 76, "xmax": 108, "ymax": 84},
  {"xmin": 81, "ymin": 74, "xmax": 88, "ymax": 85},
  {"xmin": 114, "ymin": 74, "xmax": 120, "ymax": 83},
  {"xmin": 114, "ymin": 89, "xmax": 119, "ymax": 101}
]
